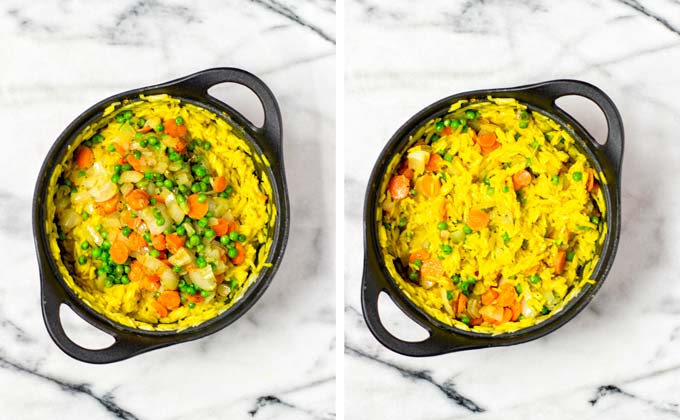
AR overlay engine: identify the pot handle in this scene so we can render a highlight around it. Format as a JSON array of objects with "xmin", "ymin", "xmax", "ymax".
[
  {"xmin": 361, "ymin": 261, "xmax": 477, "ymax": 357},
  {"xmin": 522, "ymin": 79, "xmax": 624, "ymax": 175},
  {"xmin": 40, "ymin": 265, "xmax": 159, "ymax": 364},
  {"xmin": 169, "ymin": 67, "xmax": 283, "ymax": 159}
]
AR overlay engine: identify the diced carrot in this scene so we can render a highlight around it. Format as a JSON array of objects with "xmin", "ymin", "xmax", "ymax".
[
  {"xmin": 184, "ymin": 292, "xmax": 204, "ymax": 303},
  {"xmin": 174, "ymin": 140, "xmax": 187, "ymax": 153},
  {"xmin": 128, "ymin": 261, "xmax": 146, "ymax": 282},
  {"xmin": 440, "ymin": 201, "xmax": 448, "ymax": 220},
  {"xmin": 210, "ymin": 218, "xmax": 230, "ymax": 236},
  {"xmin": 481, "ymin": 288, "xmax": 499, "ymax": 305},
  {"xmin": 215, "ymin": 273, "xmax": 225, "ymax": 284},
  {"xmin": 187, "ymin": 193, "xmax": 209, "ymax": 219},
  {"xmin": 401, "ymin": 168, "xmax": 414, "ymax": 179},
  {"xmin": 212, "ymin": 176, "xmax": 228, "ymax": 193},
  {"xmin": 137, "ymin": 126, "xmax": 153, "ymax": 133},
  {"xmin": 231, "ymin": 242, "xmax": 246, "ymax": 265},
  {"xmin": 152, "ymin": 194, "xmax": 164, "ymax": 203},
  {"xmin": 227, "ymin": 221, "xmax": 239, "ymax": 235},
  {"xmin": 113, "ymin": 143, "xmax": 126, "ymax": 155},
  {"xmin": 157, "ymin": 291, "xmax": 180, "ymax": 310},
  {"xmin": 147, "ymin": 274, "xmax": 160, "ymax": 283},
  {"xmin": 127, "ymin": 153, "xmax": 144, "ymax": 171},
  {"xmin": 388, "ymin": 175, "xmax": 410, "ymax": 200},
  {"xmin": 109, "ymin": 240, "xmax": 129, "ymax": 264},
  {"xmin": 470, "ymin": 317, "xmax": 483, "ymax": 326},
  {"xmin": 481, "ymin": 142, "xmax": 501, "ymax": 154},
  {"xmin": 97, "ymin": 194, "xmax": 119, "ymax": 215},
  {"xmin": 151, "ymin": 234, "xmax": 166, "ymax": 251},
  {"xmin": 126, "ymin": 189, "xmax": 149, "ymax": 210},
  {"xmin": 425, "ymin": 153, "xmax": 443, "ymax": 171},
  {"xmin": 127, "ymin": 232, "xmax": 147, "ymax": 252},
  {"xmin": 121, "ymin": 211, "xmax": 142, "ymax": 229},
  {"xmin": 159, "ymin": 259, "xmax": 173, "ymax": 267},
  {"xmin": 409, "ymin": 249, "xmax": 429, "ymax": 264},
  {"xmin": 510, "ymin": 300, "xmax": 522, "ymax": 321},
  {"xmin": 502, "ymin": 307, "xmax": 513, "ymax": 323},
  {"xmin": 75, "ymin": 146, "xmax": 94, "ymax": 169},
  {"xmin": 477, "ymin": 132, "xmax": 498, "ymax": 148},
  {"xmin": 417, "ymin": 173, "xmax": 441, "ymax": 198},
  {"xmin": 152, "ymin": 301, "xmax": 168, "ymax": 318},
  {"xmin": 163, "ymin": 118, "xmax": 188, "ymax": 139},
  {"xmin": 512, "ymin": 170, "xmax": 533, "ymax": 190},
  {"xmin": 526, "ymin": 264, "xmax": 540, "ymax": 275},
  {"xmin": 165, "ymin": 233, "xmax": 186, "ymax": 255},
  {"xmin": 456, "ymin": 293, "xmax": 468, "ymax": 315},
  {"xmin": 480, "ymin": 305, "xmax": 504, "ymax": 324},
  {"xmin": 420, "ymin": 258, "xmax": 444, "ymax": 280},
  {"xmin": 554, "ymin": 250, "xmax": 567, "ymax": 275},
  {"xmin": 496, "ymin": 283, "xmax": 518, "ymax": 307},
  {"xmin": 586, "ymin": 168, "xmax": 595, "ymax": 192},
  {"xmin": 442, "ymin": 126, "xmax": 453, "ymax": 136},
  {"xmin": 467, "ymin": 209, "xmax": 490, "ymax": 230}
]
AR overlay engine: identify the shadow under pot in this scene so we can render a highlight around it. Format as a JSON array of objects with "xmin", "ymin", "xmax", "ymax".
[
  {"xmin": 33, "ymin": 68, "xmax": 290, "ymax": 363},
  {"xmin": 362, "ymin": 79, "xmax": 623, "ymax": 356}
]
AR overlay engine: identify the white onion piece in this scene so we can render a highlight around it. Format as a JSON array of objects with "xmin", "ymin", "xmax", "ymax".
[
  {"xmin": 164, "ymin": 193, "xmax": 186, "ymax": 223},
  {"xmin": 213, "ymin": 259, "xmax": 226, "ymax": 275},
  {"xmin": 87, "ymin": 225, "xmax": 103, "ymax": 245},
  {"xmin": 174, "ymin": 171, "xmax": 191, "ymax": 186},
  {"xmin": 59, "ymin": 209, "xmax": 81, "ymax": 232},
  {"xmin": 90, "ymin": 181, "xmax": 117, "ymax": 203},
  {"xmin": 71, "ymin": 191, "xmax": 91, "ymax": 206},
  {"xmin": 160, "ymin": 266, "xmax": 179, "ymax": 290},
  {"xmin": 407, "ymin": 150, "xmax": 429, "ymax": 175},
  {"xmin": 216, "ymin": 284, "xmax": 231, "ymax": 296},
  {"xmin": 168, "ymin": 248, "xmax": 193, "ymax": 266},
  {"xmin": 119, "ymin": 171, "xmax": 143, "ymax": 184},
  {"xmin": 138, "ymin": 254, "xmax": 165, "ymax": 273},
  {"xmin": 467, "ymin": 297, "xmax": 481, "ymax": 318},
  {"xmin": 168, "ymin": 161, "xmax": 182, "ymax": 172},
  {"xmin": 522, "ymin": 297, "xmax": 536, "ymax": 318},
  {"xmin": 139, "ymin": 207, "xmax": 171, "ymax": 235},
  {"xmin": 120, "ymin": 183, "xmax": 134, "ymax": 196},
  {"xmin": 188, "ymin": 266, "xmax": 216, "ymax": 291}
]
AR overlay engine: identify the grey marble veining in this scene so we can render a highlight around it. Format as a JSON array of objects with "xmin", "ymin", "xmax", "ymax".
[
  {"xmin": 0, "ymin": 1, "xmax": 335, "ymax": 419},
  {"xmin": 345, "ymin": 0, "xmax": 680, "ymax": 419}
]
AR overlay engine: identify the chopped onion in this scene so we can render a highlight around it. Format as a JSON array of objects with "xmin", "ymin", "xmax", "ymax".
[
  {"xmin": 467, "ymin": 297, "xmax": 481, "ymax": 318},
  {"xmin": 522, "ymin": 297, "xmax": 536, "ymax": 317},
  {"xmin": 188, "ymin": 266, "xmax": 216, "ymax": 291},
  {"xmin": 119, "ymin": 171, "xmax": 144, "ymax": 184},
  {"xmin": 120, "ymin": 183, "xmax": 134, "ymax": 196},
  {"xmin": 168, "ymin": 248, "xmax": 193, "ymax": 266},
  {"xmin": 139, "ymin": 207, "xmax": 171, "ymax": 235},
  {"xmin": 87, "ymin": 225, "xmax": 103, "ymax": 245},
  {"xmin": 216, "ymin": 284, "xmax": 231, "ymax": 297},
  {"xmin": 58, "ymin": 209, "xmax": 81, "ymax": 232},
  {"xmin": 164, "ymin": 193, "xmax": 186, "ymax": 223},
  {"xmin": 160, "ymin": 266, "xmax": 179, "ymax": 290},
  {"xmin": 90, "ymin": 181, "xmax": 117, "ymax": 203},
  {"xmin": 174, "ymin": 171, "xmax": 191, "ymax": 186},
  {"xmin": 407, "ymin": 150, "xmax": 429, "ymax": 175}
]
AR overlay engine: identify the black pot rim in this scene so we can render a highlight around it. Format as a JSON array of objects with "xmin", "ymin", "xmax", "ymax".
[
  {"xmin": 33, "ymin": 68, "xmax": 290, "ymax": 362},
  {"xmin": 362, "ymin": 79, "xmax": 623, "ymax": 356}
]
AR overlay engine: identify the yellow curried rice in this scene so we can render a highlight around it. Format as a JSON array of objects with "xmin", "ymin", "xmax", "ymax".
[
  {"xmin": 46, "ymin": 94, "xmax": 275, "ymax": 331},
  {"xmin": 378, "ymin": 97, "xmax": 606, "ymax": 334}
]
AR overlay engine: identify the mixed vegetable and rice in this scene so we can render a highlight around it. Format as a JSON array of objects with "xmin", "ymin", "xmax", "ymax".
[
  {"xmin": 49, "ymin": 95, "xmax": 274, "ymax": 330},
  {"xmin": 378, "ymin": 97, "xmax": 607, "ymax": 333}
]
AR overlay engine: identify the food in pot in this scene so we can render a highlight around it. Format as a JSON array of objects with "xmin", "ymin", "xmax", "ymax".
[
  {"xmin": 48, "ymin": 95, "xmax": 275, "ymax": 330},
  {"xmin": 378, "ymin": 98, "xmax": 607, "ymax": 333}
]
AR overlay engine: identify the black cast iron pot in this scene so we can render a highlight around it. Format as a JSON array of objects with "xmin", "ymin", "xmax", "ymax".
[
  {"xmin": 362, "ymin": 79, "xmax": 623, "ymax": 356},
  {"xmin": 33, "ymin": 68, "xmax": 290, "ymax": 363}
]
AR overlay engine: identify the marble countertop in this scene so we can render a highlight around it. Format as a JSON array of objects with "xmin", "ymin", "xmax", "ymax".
[
  {"xmin": 0, "ymin": 1, "xmax": 335, "ymax": 419},
  {"xmin": 345, "ymin": 1, "xmax": 680, "ymax": 419}
]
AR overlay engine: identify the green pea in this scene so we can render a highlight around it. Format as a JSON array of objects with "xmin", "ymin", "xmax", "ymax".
[
  {"xmin": 197, "ymin": 193, "xmax": 207, "ymax": 203},
  {"xmin": 143, "ymin": 232, "xmax": 152, "ymax": 242},
  {"xmin": 191, "ymin": 183, "xmax": 201, "ymax": 193},
  {"xmin": 552, "ymin": 175, "xmax": 560, "ymax": 185},
  {"xmin": 78, "ymin": 255, "xmax": 87, "ymax": 265},
  {"xmin": 178, "ymin": 184, "xmax": 188, "ymax": 194},
  {"xmin": 80, "ymin": 241, "xmax": 89, "ymax": 250},
  {"xmin": 412, "ymin": 259, "xmax": 422, "ymax": 269},
  {"xmin": 149, "ymin": 197, "xmax": 157, "ymax": 205},
  {"xmin": 155, "ymin": 217, "xmax": 165, "ymax": 226},
  {"xmin": 195, "ymin": 257, "xmax": 207, "ymax": 268},
  {"xmin": 198, "ymin": 218, "xmax": 209, "ymax": 228},
  {"xmin": 218, "ymin": 192, "xmax": 228, "ymax": 198},
  {"xmin": 175, "ymin": 116, "xmax": 184, "ymax": 125},
  {"xmin": 440, "ymin": 244, "xmax": 452, "ymax": 254},
  {"xmin": 515, "ymin": 284, "xmax": 523, "ymax": 294},
  {"xmin": 188, "ymin": 302, "xmax": 196, "ymax": 309},
  {"xmin": 164, "ymin": 226, "xmax": 176, "ymax": 235},
  {"xmin": 163, "ymin": 179, "xmax": 174, "ymax": 189},
  {"xmin": 436, "ymin": 221, "xmax": 447, "ymax": 230},
  {"xmin": 107, "ymin": 143, "xmax": 116, "ymax": 152},
  {"xmin": 451, "ymin": 274, "xmax": 460, "ymax": 285},
  {"xmin": 465, "ymin": 110, "xmax": 476, "ymax": 120},
  {"xmin": 530, "ymin": 274, "xmax": 541, "ymax": 284},
  {"xmin": 398, "ymin": 217, "xmax": 407, "ymax": 228},
  {"xmin": 101, "ymin": 231, "xmax": 108, "ymax": 239},
  {"xmin": 227, "ymin": 247, "xmax": 238, "ymax": 258},
  {"xmin": 519, "ymin": 121, "xmax": 529, "ymax": 129},
  {"xmin": 176, "ymin": 225, "xmax": 186, "ymax": 236},
  {"xmin": 451, "ymin": 119, "xmax": 460, "ymax": 129},
  {"xmin": 541, "ymin": 306, "xmax": 549, "ymax": 315},
  {"xmin": 227, "ymin": 231, "xmax": 238, "ymax": 241},
  {"xmin": 519, "ymin": 110, "xmax": 530, "ymax": 120},
  {"xmin": 460, "ymin": 315, "xmax": 471, "ymax": 325},
  {"xmin": 200, "ymin": 289, "xmax": 210, "ymax": 298},
  {"xmin": 237, "ymin": 234, "xmax": 246, "ymax": 242},
  {"xmin": 105, "ymin": 279, "xmax": 113, "ymax": 288},
  {"xmin": 502, "ymin": 232, "xmax": 510, "ymax": 243},
  {"xmin": 431, "ymin": 134, "xmax": 440, "ymax": 143},
  {"xmin": 408, "ymin": 272, "xmax": 418, "ymax": 281},
  {"xmin": 115, "ymin": 113, "xmax": 125, "ymax": 123},
  {"xmin": 111, "ymin": 173, "xmax": 120, "ymax": 183},
  {"xmin": 169, "ymin": 151, "xmax": 181, "ymax": 162},
  {"xmin": 120, "ymin": 275, "xmax": 130, "ymax": 285},
  {"xmin": 434, "ymin": 121, "xmax": 444, "ymax": 132},
  {"xmin": 91, "ymin": 134, "xmax": 104, "ymax": 143},
  {"xmin": 205, "ymin": 211, "xmax": 213, "ymax": 218},
  {"xmin": 122, "ymin": 164, "xmax": 132, "ymax": 171},
  {"xmin": 572, "ymin": 172, "xmax": 582, "ymax": 181},
  {"xmin": 487, "ymin": 186, "xmax": 495, "ymax": 195},
  {"xmin": 204, "ymin": 228, "xmax": 215, "ymax": 238},
  {"xmin": 148, "ymin": 136, "xmax": 159, "ymax": 146},
  {"xmin": 155, "ymin": 124, "xmax": 164, "ymax": 133},
  {"xmin": 195, "ymin": 243, "xmax": 206, "ymax": 253},
  {"xmin": 203, "ymin": 141, "xmax": 211, "ymax": 151},
  {"xmin": 173, "ymin": 265, "xmax": 182, "ymax": 273},
  {"xmin": 502, "ymin": 185, "xmax": 510, "ymax": 193},
  {"xmin": 199, "ymin": 182, "xmax": 208, "ymax": 192},
  {"xmin": 225, "ymin": 186, "xmax": 234, "ymax": 195},
  {"xmin": 81, "ymin": 211, "xmax": 90, "ymax": 220},
  {"xmin": 195, "ymin": 166, "xmax": 207, "ymax": 177},
  {"xmin": 144, "ymin": 171, "xmax": 154, "ymax": 180},
  {"xmin": 137, "ymin": 118, "xmax": 146, "ymax": 128},
  {"xmin": 122, "ymin": 110, "xmax": 133, "ymax": 120},
  {"xmin": 463, "ymin": 225, "xmax": 473, "ymax": 234},
  {"xmin": 189, "ymin": 234, "xmax": 201, "ymax": 246},
  {"xmin": 140, "ymin": 138, "xmax": 149, "ymax": 147},
  {"xmin": 122, "ymin": 227, "xmax": 132, "ymax": 237},
  {"xmin": 591, "ymin": 216, "xmax": 600, "ymax": 224},
  {"xmin": 113, "ymin": 164, "xmax": 122, "ymax": 173},
  {"xmin": 114, "ymin": 265, "xmax": 124, "ymax": 276},
  {"xmin": 92, "ymin": 247, "xmax": 103, "ymax": 258},
  {"xmin": 566, "ymin": 251, "xmax": 575, "ymax": 262},
  {"xmin": 149, "ymin": 249, "xmax": 160, "ymax": 258},
  {"xmin": 443, "ymin": 153, "xmax": 453, "ymax": 162}
]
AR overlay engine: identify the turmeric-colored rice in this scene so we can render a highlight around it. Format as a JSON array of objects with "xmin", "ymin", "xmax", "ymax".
[{"xmin": 378, "ymin": 97, "xmax": 606, "ymax": 334}]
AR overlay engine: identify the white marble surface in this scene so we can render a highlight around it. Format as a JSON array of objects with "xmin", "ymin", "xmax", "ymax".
[
  {"xmin": 345, "ymin": 1, "xmax": 680, "ymax": 419},
  {"xmin": 0, "ymin": 1, "xmax": 335, "ymax": 419}
]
